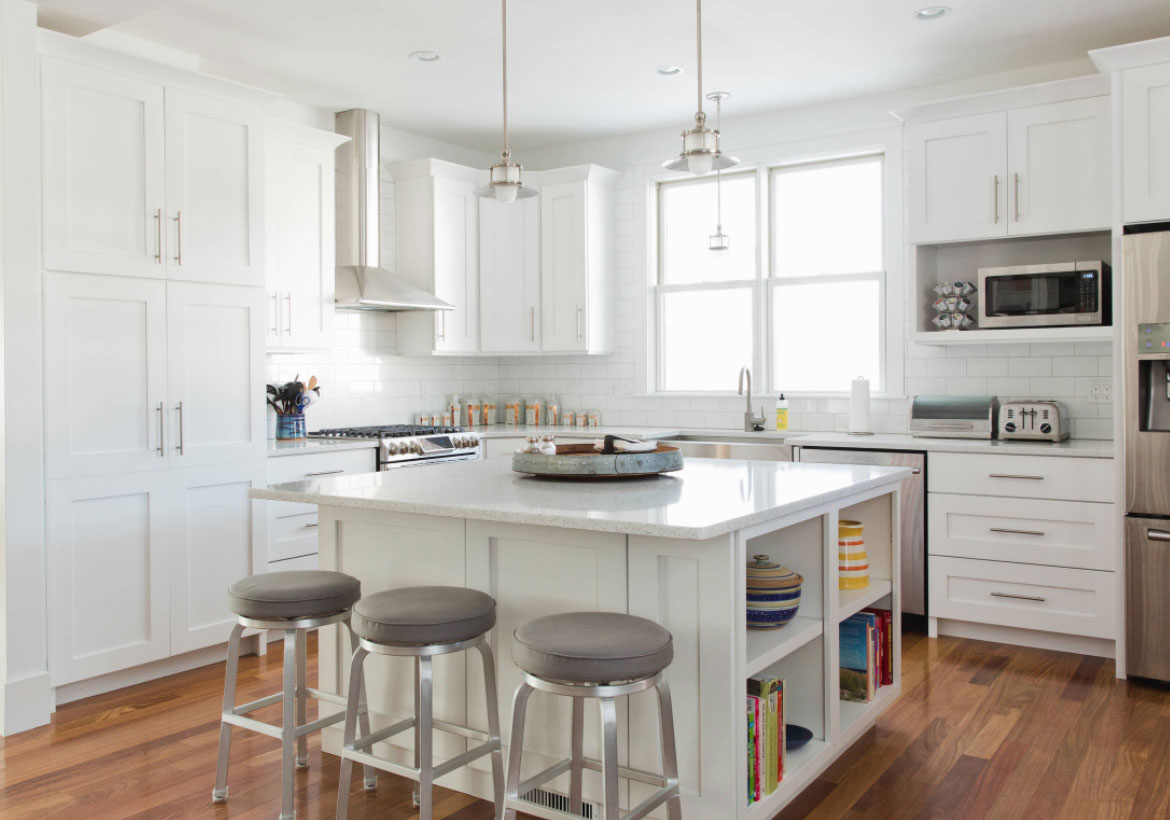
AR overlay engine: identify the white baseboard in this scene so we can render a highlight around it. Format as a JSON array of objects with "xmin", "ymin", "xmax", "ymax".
[
  {"xmin": 53, "ymin": 633, "xmax": 267, "ymax": 707},
  {"xmin": 937, "ymin": 619, "xmax": 1116, "ymax": 659},
  {"xmin": 0, "ymin": 671, "xmax": 53, "ymax": 735}
]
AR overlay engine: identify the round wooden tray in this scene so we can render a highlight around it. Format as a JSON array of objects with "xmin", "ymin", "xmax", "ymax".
[{"xmin": 512, "ymin": 443, "xmax": 683, "ymax": 479}]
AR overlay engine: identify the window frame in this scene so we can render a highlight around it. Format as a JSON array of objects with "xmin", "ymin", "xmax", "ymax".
[{"xmin": 648, "ymin": 127, "xmax": 904, "ymax": 398}]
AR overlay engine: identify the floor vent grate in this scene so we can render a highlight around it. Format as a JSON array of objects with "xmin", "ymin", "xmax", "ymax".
[{"xmin": 520, "ymin": 786, "xmax": 599, "ymax": 819}]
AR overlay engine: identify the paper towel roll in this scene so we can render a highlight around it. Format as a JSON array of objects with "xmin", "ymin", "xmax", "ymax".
[{"xmin": 850, "ymin": 377, "xmax": 871, "ymax": 433}]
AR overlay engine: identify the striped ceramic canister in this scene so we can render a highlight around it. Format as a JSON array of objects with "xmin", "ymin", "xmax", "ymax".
[
  {"xmin": 745, "ymin": 555, "xmax": 802, "ymax": 629},
  {"xmin": 838, "ymin": 519, "xmax": 869, "ymax": 590}
]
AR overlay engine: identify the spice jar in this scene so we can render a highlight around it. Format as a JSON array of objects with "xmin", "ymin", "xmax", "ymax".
[
  {"xmin": 483, "ymin": 398, "xmax": 498, "ymax": 426},
  {"xmin": 545, "ymin": 395, "xmax": 560, "ymax": 427},
  {"xmin": 525, "ymin": 397, "xmax": 543, "ymax": 426},
  {"xmin": 464, "ymin": 399, "xmax": 482, "ymax": 428},
  {"xmin": 504, "ymin": 398, "xmax": 522, "ymax": 426}
]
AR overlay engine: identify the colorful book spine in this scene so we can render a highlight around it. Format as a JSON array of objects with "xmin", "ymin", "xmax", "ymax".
[
  {"xmin": 863, "ymin": 608, "xmax": 894, "ymax": 686},
  {"xmin": 747, "ymin": 696, "xmax": 756, "ymax": 804},
  {"xmin": 778, "ymin": 680, "xmax": 786, "ymax": 784}
]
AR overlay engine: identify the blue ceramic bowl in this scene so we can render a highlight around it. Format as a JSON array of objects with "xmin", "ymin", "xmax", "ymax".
[{"xmin": 747, "ymin": 588, "xmax": 802, "ymax": 603}]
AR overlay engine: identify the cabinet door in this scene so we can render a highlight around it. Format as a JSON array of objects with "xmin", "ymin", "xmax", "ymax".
[
  {"xmin": 1007, "ymin": 97, "xmax": 1110, "ymax": 235},
  {"xmin": 1123, "ymin": 62, "xmax": 1170, "ymax": 224},
  {"xmin": 541, "ymin": 180, "xmax": 589, "ymax": 351},
  {"xmin": 266, "ymin": 137, "xmax": 336, "ymax": 349},
  {"xmin": 480, "ymin": 195, "xmax": 540, "ymax": 352},
  {"xmin": 170, "ymin": 462, "xmax": 264, "ymax": 654},
  {"xmin": 433, "ymin": 177, "xmax": 479, "ymax": 352},
  {"xmin": 164, "ymin": 88, "xmax": 265, "ymax": 286},
  {"xmin": 47, "ymin": 473, "xmax": 170, "ymax": 685},
  {"xmin": 166, "ymin": 282, "xmax": 266, "ymax": 467},
  {"xmin": 44, "ymin": 273, "xmax": 168, "ymax": 478},
  {"xmin": 909, "ymin": 112, "xmax": 1007, "ymax": 243},
  {"xmin": 42, "ymin": 57, "xmax": 166, "ymax": 278}
]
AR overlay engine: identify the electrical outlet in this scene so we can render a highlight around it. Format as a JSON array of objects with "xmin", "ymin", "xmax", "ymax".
[{"xmin": 1089, "ymin": 379, "xmax": 1112, "ymax": 403}]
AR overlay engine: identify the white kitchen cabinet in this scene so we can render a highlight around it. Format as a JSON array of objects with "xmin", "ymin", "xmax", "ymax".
[
  {"xmin": 909, "ymin": 98, "xmax": 1110, "ymax": 243},
  {"xmin": 909, "ymin": 112, "xmax": 1007, "ymax": 243},
  {"xmin": 480, "ymin": 195, "xmax": 541, "ymax": 352},
  {"xmin": 265, "ymin": 124, "xmax": 347, "ymax": 349},
  {"xmin": 44, "ymin": 273, "xmax": 168, "ymax": 479},
  {"xmin": 393, "ymin": 160, "xmax": 481, "ymax": 354},
  {"xmin": 164, "ymin": 87, "xmax": 265, "ymax": 287},
  {"xmin": 169, "ymin": 461, "xmax": 265, "ymax": 654},
  {"xmin": 540, "ymin": 167, "xmax": 616, "ymax": 354},
  {"xmin": 47, "ymin": 472, "xmax": 171, "ymax": 685},
  {"xmin": 1006, "ymin": 97, "xmax": 1111, "ymax": 234},
  {"xmin": 41, "ymin": 57, "xmax": 167, "ymax": 278},
  {"xmin": 1122, "ymin": 62, "xmax": 1170, "ymax": 223}
]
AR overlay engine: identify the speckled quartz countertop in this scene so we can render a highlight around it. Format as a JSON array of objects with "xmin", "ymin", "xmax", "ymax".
[{"xmin": 250, "ymin": 456, "xmax": 910, "ymax": 540}]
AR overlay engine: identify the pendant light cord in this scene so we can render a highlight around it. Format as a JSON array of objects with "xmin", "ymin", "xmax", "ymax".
[
  {"xmin": 502, "ymin": 0, "xmax": 509, "ymax": 156},
  {"xmin": 715, "ymin": 95, "xmax": 722, "ymax": 226},
  {"xmin": 695, "ymin": 0, "xmax": 703, "ymax": 116}
]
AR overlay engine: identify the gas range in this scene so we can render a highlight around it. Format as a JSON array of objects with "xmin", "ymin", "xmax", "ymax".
[{"xmin": 309, "ymin": 425, "xmax": 481, "ymax": 469}]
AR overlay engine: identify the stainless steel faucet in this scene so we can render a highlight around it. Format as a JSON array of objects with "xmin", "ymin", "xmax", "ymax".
[{"xmin": 738, "ymin": 366, "xmax": 766, "ymax": 432}]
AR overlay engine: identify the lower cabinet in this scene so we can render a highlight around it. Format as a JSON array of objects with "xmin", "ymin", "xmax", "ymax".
[{"xmin": 47, "ymin": 461, "xmax": 265, "ymax": 686}]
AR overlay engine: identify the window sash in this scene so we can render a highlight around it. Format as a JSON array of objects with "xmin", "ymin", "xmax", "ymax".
[{"xmin": 657, "ymin": 170, "xmax": 760, "ymax": 286}]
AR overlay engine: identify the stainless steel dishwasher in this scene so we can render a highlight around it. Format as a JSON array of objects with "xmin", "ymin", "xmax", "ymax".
[{"xmin": 795, "ymin": 447, "xmax": 926, "ymax": 619}]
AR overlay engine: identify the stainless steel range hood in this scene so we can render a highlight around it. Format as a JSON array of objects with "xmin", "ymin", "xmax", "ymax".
[{"xmin": 334, "ymin": 109, "xmax": 453, "ymax": 312}]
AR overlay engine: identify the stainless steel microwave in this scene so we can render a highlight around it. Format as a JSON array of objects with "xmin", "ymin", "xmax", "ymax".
[{"xmin": 977, "ymin": 261, "xmax": 1110, "ymax": 328}]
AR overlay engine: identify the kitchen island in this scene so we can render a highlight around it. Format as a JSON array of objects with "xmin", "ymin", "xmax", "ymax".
[{"xmin": 251, "ymin": 456, "xmax": 909, "ymax": 819}]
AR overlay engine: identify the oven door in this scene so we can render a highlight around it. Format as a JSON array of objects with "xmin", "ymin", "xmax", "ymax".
[{"xmin": 978, "ymin": 262, "xmax": 1102, "ymax": 328}]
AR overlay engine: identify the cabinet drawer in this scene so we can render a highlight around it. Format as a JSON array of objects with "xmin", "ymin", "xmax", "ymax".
[
  {"xmin": 266, "ymin": 447, "xmax": 376, "ymax": 515},
  {"xmin": 270, "ymin": 510, "xmax": 319, "ymax": 562},
  {"xmin": 928, "ymin": 494, "xmax": 1115, "ymax": 570},
  {"xmin": 268, "ymin": 553, "xmax": 319, "ymax": 573},
  {"xmin": 928, "ymin": 453, "xmax": 1114, "ymax": 502},
  {"xmin": 929, "ymin": 556, "xmax": 1115, "ymax": 639}
]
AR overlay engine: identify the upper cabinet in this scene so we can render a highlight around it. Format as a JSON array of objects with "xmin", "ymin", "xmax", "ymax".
[
  {"xmin": 41, "ymin": 56, "xmax": 266, "ymax": 286},
  {"xmin": 480, "ymin": 195, "xmax": 541, "ymax": 353},
  {"xmin": 393, "ymin": 160, "xmax": 481, "ymax": 354},
  {"xmin": 908, "ymin": 91, "xmax": 1110, "ymax": 243},
  {"xmin": 1121, "ymin": 62, "xmax": 1170, "ymax": 223},
  {"xmin": 265, "ymin": 124, "xmax": 347, "ymax": 349}
]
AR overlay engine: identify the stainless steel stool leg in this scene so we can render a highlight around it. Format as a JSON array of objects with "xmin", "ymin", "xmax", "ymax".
[
  {"xmin": 335, "ymin": 645, "xmax": 369, "ymax": 820},
  {"xmin": 657, "ymin": 678, "xmax": 682, "ymax": 820},
  {"xmin": 598, "ymin": 697, "xmax": 621, "ymax": 820},
  {"xmin": 502, "ymin": 682, "xmax": 534, "ymax": 820},
  {"xmin": 295, "ymin": 628, "xmax": 308, "ymax": 768},
  {"xmin": 279, "ymin": 629, "xmax": 297, "ymax": 820},
  {"xmin": 418, "ymin": 655, "xmax": 435, "ymax": 820},
  {"xmin": 345, "ymin": 621, "xmax": 377, "ymax": 790},
  {"xmin": 475, "ymin": 640, "xmax": 506, "ymax": 820},
  {"xmin": 412, "ymin": 655, "xmax": 421, "ymax": 808},
  {"xmin": 212, "ymin": 621, "xmax": 245, "ymax": 802},
  {"xmin": 569, "ymin": 697, "xmax": 585, "ymax": 816}
]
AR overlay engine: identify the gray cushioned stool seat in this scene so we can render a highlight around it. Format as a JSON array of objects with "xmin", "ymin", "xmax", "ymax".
[
  {"xmin": 513, "ymin": 612, "xmax": 673, "ymax": 684},
  {"xmin": 353, "ymin": 586, "xmax": 496, "ymax": 646},
  {"xmin": 227, "ymin": 570, "xmax": 361, "ymax": 620}
]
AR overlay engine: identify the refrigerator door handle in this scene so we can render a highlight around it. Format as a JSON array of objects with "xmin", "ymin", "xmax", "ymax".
[{"xmin": 1146, "ymin": 528, "xmax": 1170, "ymax": 543}]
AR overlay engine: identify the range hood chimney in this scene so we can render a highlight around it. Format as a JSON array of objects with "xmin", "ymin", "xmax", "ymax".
[{"xmin": 334, "ymin": 109, "xmax": 453, "ymax": 311}]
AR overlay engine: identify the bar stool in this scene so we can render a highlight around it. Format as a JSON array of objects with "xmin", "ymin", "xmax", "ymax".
[
  {"xmin": 336, "ymin": 586, "xmax": 505, "ymax": 820},
  {"xmin": 213, "ymin": 570, "xmax": 374, "ymax": 820},
  {"xmin": 504, "ymin": 611, "xmax": 682, "ymax": 820}
]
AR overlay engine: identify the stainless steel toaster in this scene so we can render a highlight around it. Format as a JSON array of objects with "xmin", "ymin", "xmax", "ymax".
[
  {"xmin": 998, "ymin": 400, "xmax": 1070, "ymax": 442},
  {"xmin": 910, "ymin": 396, "xmax": 1000, "ymax": 439}
]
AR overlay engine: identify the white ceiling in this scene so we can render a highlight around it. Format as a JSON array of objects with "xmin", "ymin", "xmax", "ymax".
[{"xmin": 36, "ymin": 0, "xmax": 1170, "ymax": 152}]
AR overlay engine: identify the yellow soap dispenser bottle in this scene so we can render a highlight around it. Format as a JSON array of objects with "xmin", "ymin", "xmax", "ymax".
[{"xmin": 775, "ymin": 393, "xmax": 789, "ymax": 431}]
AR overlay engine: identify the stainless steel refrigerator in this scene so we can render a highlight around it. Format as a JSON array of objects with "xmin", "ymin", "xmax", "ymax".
[{"xmin": 1123, "ymin": 227, "xmax": 1170, "ymax": 682}]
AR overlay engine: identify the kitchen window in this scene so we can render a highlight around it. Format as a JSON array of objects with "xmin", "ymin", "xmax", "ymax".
[{"xmin": 655, "ymin": 151, "xmax": 894, "ymax": 394}]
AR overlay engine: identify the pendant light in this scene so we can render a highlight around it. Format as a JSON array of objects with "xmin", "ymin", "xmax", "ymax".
[
  {"xmin": 707, "ymin": 91, "xmax": 730, "ymax": 251},
  {"xmin": 663, "ymin": 0, "xmax": 738, "ymax": 175},
  {"xmin": 479, "ymin": 0, "xmax": 537, "ymax": 202}
]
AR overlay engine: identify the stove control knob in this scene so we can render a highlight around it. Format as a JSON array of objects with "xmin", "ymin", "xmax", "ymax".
[
  {"xmin": 387, "ymin": 442, "xmax": 399, "ymax": 455},
  {"xmin": 468, "ymin": 435, "xmax": 479, "ymax": 447},
  {"xmin": 411, "ymin": 441, "xmax": 424, "ymax": 454},
  {"xmin": 452, "ymin": 436, "xmax": 463, "ymax": 447}
]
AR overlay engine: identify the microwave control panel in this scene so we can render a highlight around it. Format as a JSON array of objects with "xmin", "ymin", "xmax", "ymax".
[{"xmin": 1077, "ymin": 270, "xmax": 1099, "ymax": 314}]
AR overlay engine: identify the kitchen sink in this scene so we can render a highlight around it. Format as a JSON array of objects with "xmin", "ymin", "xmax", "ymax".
[{"xmin": 657, "ymin": 434, "xmax": 792, "ymax": 461}]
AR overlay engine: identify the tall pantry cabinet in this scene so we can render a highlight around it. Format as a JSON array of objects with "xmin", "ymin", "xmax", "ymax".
[{"xmin": 40, "ymin": 46, "xmax": 274, "ymax": 685}]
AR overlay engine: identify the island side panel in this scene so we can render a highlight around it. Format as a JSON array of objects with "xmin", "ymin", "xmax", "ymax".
[
  {"xmin": 627, "ymin": 532, "xmax": 738, "ymax": 820},
  {"xmin": 465, "ymin": 520, "xmax": 631, "ymax": 808}
]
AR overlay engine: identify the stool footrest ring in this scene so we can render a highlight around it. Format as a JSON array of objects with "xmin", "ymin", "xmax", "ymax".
[{"xmin": 340, "ymin": 738, "xmax": 500, "ymax": 783}]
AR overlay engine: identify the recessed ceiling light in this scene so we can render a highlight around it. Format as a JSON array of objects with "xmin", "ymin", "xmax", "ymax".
[
  {"xmin": 914, "ymin": 6, "xmax": 951, "ymax": 20},
  {"xmin": 656, "ymin": 65, "xmax": 684, "ymax": 76},
  {"xmin": 409, "ymin": 51, "xmax": 442, "ymax": 63}
]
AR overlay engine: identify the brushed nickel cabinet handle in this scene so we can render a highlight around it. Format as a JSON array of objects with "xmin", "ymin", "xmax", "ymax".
[
  {"xmin": 304, "ymin": 469, "xmax": 344, "ymax": 477},
  {"xmin": 304, "ymin": 522, "xmax": 319, "ymax": 529},
  {"xmin": 576, "ymin": 305, "xmax": 583, "ymax": 340},
  {"xmin": 911, "ymin": 468, "xmax": 922, "ymax": 475},
  {"xmin": 531, "ymin": 306, "xmax": 536, "ymax": 342},
  {"xmin": 269, "ymin": 291, "xmax": 279, "ymax": 335},
  {"xmin": 172, "ymin": 211, "xmax": 183, "ymax": 265},
  {"xmin": 1013, "ymin": 172, "xmax": 1020, "ymax": 222},
  {"xmin": 439, "ymin": 311, "xmax": 446, "ymax": 341},
  {"xmin": 990, "ymin": 527, "xmax": 1045, "ymax": 537},
  {"xmin": 154, "ymin": 209, "xmax": 162, "ymax": 263},
  {"xmin": 989, "ymin": 473, "xmax": 1044, "ymax": 480},
  {"xmin": 285, "ymin": 292, "xmax": 293, "ymax": 335},
  {"xmin": 175, "ymin": 401, "xmax": 185, "ymax": 455},
  {"xmin": 157, "ymin": 402, "xmax": 165, "ymax": 456},
  {"xmin": 1147, "ymin": 528, "xmax": 1170, "ymax": 543},
  {"xmin": 993, "ymin": 175, "xmax": 999, "ymax": 223},
  {"xmin": 990, "ymin": 591, "xmax": 1045, "ymax": 602}
]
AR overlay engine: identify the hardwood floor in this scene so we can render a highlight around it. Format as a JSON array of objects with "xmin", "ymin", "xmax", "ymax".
[{"xmin": 1, "ymin": 631, "xmax": 1167, "ymax": 819}]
